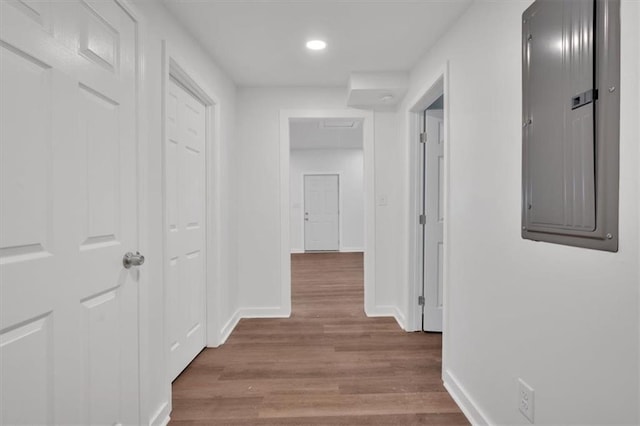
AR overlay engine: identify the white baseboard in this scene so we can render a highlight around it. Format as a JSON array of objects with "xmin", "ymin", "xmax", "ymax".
[
  {"xmin": 443, "ymin": 369, "xmax": 491, "ymax": 425},
  {"xmin": 239, "ymin": 306, "xmax": 291, "ymax": 318},
  {"xmin": 291, "ymin": 248, "xmax": 364, "ymax": 253},
  {"xmin": 216, "ymin": 307, "xmax": 290, "ymax": 347},
  {"xmin": 219, "ymin": 309, "xmax": 242, "ymax": 345},
  {"xmin": 340, "ymin": 247, "xmax": 364, "ymax": 253},
  {"xmin": 392, "ymin": 306, "xmax": 407, "ymax": 330},
  {"xmin": 364, "ymin": 305, "xmax": 407, "ymax": 331},
  {"xmin": 149, "ymin": 401, "xmax": 170, "ymax": 426},
  {"xmin": 365, "ymin": 305, "xmax": 397, "ymax": 318}
]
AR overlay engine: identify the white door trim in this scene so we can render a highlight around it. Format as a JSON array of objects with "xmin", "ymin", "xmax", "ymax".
[
  {"xmin": 161, "ymin": 42, "xmax": 223, "ymax": 352},
  {"xmin": 302, "ymin": 173, "xmax": 341, "ymax": 251},
  {"xmin": 405, "ymin": 62, "xmax": 451, "ymax": 363},
  {"xmin": 280, "ymin": 109, "xmax": 376, "ymax": 316}
]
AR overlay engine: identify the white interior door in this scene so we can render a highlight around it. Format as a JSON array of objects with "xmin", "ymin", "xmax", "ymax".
[
  {"xmin": 422, "ymin": 108, "xmax": 445, "ymax": 332},
  {"xmin": 0, "ymin": 1, "xmax": 140, "ymax": 424},
  {"xmin": 166, "ymin": 78, "xmax": 207, "ymax": 381},
  {"xmin": 304, "ymin": 174, "xmax": 339, "ymax": 251}
]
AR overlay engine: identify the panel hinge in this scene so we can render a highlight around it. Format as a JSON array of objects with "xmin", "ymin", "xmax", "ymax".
[
  {"xmin": 418, "ymin": 296, "xmax": 425, "ymax": 306},
  {"xmin": 419, "ymin": 214, "xmax": 426, "ymax": 225},
  {"xmin": 420, "ymin": 132, "xmax": 428, "ymax": 143}
]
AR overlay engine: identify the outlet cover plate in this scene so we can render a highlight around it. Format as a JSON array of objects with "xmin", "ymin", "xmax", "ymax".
[{"xmin": 518, "ymin": 378, "xmax": 535, "ymax": 423}]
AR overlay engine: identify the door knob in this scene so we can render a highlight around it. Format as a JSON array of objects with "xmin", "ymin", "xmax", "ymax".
[{"xmin": 123, "ymin": 251, "xmax": 145, "ymax": 269}]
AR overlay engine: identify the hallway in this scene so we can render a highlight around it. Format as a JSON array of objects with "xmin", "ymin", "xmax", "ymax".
[{"xmin": 170, "ymin": 253, "xmax": 468, "ymax": 424}]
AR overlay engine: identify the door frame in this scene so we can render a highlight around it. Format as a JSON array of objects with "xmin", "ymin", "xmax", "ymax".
[
  {"xmin": 161, "ymin": 43, "xmax": 223, "ymax": 352},
  {"xmin": 280, "ymin": 109, "xmax": 376, "ymax": 316},
  {"xmin": 302, "ymin": 172, "xmax": 341, "ymax": 252},
  {"xmin": 406, "ymin": 62, "xmax": 451, "ymax": 344}
]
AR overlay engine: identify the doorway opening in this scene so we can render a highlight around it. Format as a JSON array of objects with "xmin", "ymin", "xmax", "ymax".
[
  {"xmin": 289, "ymin": 117, "xmax": 364, "ymax": 254},
  {"xmin": 408, "ymin": 67, "xmax": 449, "ymax": 335},
  {"xmin": 279, "ymin": 110, "xmax": 376, "ymax": 316},
  {"xmin": 289, "ymin": 117, "xmax": 364, "ymax": 313},
  {"xmin": 162, "ymin": 48, "xmax": 223, "ymax": 383}
]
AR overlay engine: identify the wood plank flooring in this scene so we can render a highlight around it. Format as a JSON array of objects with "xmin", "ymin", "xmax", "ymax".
[{"xmin": 170, "ymin": 252, "xmax": 469, "ymax": 425}]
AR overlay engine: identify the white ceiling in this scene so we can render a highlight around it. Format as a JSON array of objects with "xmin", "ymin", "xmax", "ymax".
[
  {"xmin": 162, "ymin": 0, "xmax": 473, "ymax": 87},
  {"xmin": 290, "ymin": 118, "xmax": 363, "ymax": 150}
]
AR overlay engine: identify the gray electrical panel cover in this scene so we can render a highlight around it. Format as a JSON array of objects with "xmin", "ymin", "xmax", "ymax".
[{"xmin": 522, "ymin": 0, "xmax": 620, "ymax": 251}]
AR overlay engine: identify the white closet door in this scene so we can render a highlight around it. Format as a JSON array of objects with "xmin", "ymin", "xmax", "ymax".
[
  {"xmin": 304, "ymin": 174, "xmax": 339, "ymax": 251},
  {"xmin": 0, "ymin": 1, "xmax": 140, "ymax": 424},
  {"xmin": 166, "ymin": 78, "xmax": 207, "ymax": 381},
  {"xmin": 423, "ymin": 110, "xmax": 445, "ymax": 332}
]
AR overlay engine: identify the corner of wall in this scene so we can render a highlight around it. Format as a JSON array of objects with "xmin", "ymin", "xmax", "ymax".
[
  {"xmin": 364, "ymin": 304, "xmax": 406, "ymax": 331},
  {"xmin": 392, "ymin": 306, "xmax": 407, "ymax": 330},
  {"xmin": 219, "ymin": 308, "xmax": 242, "ymax": 346}
]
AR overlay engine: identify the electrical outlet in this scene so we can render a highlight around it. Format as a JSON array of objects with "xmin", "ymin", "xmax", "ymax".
[{"xmin": 518, "ymin": 378, "xmax": 535, "ymax": 423}]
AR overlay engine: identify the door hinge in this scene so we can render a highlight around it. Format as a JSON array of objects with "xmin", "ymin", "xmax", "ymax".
[
  {"xmin": 418, "ymin": 296, "xmax": 425, "ymax": 306},
  {"xmin": 419, "ymin": 214, "xmax": 426, "ymax": 225},
  {"xmin": 420, "ymin": 132, "xmax": 428, "ymax": 144}
]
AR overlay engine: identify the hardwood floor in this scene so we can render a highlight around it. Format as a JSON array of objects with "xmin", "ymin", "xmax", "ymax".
[{"xmin": 170, "ymin": 252, "xmax": 468, "ymax": 425}]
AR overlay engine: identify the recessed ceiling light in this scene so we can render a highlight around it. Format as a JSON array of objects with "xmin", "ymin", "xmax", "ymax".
[
  {"xmin": 379, "ymin": 94, "xmax": 395, "ymax": 103},
  {"xmin": 306, "ymin": 40, "xmax": 327, "ymax": 51}
]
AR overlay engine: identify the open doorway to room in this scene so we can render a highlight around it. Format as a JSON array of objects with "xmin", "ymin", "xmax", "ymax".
[
  {"xmin": 278, "ymin": 110, "xmax": 376, "ymax": 317},
  {"xmin": 289, "ymin": 118, "xmax": 364, "ymax": 254},
  {"xmin": 408, "ymin": 69, "xmax": 449, "ymax": 335},
  {"xmin": 288, "ymin": 117, "xmax": 365, "ymax": 314}
]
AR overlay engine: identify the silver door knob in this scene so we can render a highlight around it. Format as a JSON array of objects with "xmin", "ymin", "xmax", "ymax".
[{"xmin": 123, "ymin": 251, "xmax": 145, "ymax": 269}]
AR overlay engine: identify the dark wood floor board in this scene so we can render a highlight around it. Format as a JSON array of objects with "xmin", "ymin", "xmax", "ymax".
[
  {"xmin": 170, "ymin": 252, "xmax": 468, "ymax": 425},
  {"xmin": 173, "ymin": 378, "xmax": 340, "ymax": 400},
  {"xmin": 257, "ymin": 391, "xmax": 462, "ymax": 416},
  {"xmin": 170, "ymin": 412, "xmax": 470, "ymax": 426}
]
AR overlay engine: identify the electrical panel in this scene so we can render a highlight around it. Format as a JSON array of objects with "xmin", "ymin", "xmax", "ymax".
[{"xmin": 522, "ymin": 0, "xmax": 620, "ymax": 251}]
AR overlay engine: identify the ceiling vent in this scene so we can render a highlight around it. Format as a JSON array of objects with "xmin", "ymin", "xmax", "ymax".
[{"xmin": 320, "ymin": 119, "xmax": 359, "ymax": 129}]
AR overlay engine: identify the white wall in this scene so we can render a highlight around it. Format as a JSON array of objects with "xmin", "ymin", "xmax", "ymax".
[
  {"xmin": 132, "ymin": 1, "xmax": 238, "ymax": 424},
  {"xmin": 290, "ymin": 149, "xmax": 364, "ymax": 252},
  {"xmin": 399, "ymin": 1, "xmax": 640, "ymax": 424},
  {"xmin": 236, "ymin": 88, "xmax": 402, "ymax": 318},
  {"xmin": 637, "ymin": 2, "xmax": 640, "ymax": 420},
  {"xmin": 638, "ymin": 3, "xmax": 640, "ymax": 419},
  {"xmin": 373, "ymin": 110, "xmax": 404, "ymax": 320}
]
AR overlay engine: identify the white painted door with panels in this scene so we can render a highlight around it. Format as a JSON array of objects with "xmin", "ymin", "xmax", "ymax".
[
  {"xmin": 165, "ymin": 78, "xmax": 207, "ymax": 381},
  {"xmin": 0, "ymin": 1, "xmax": 141, "ymax": 424},
  {"xmin": 420, "ymin": 108, "xmax": 445, "ymax": 332},
  {"xmin": 304, "ymin": 174, "xmax": 339, "ymax": 251}
]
